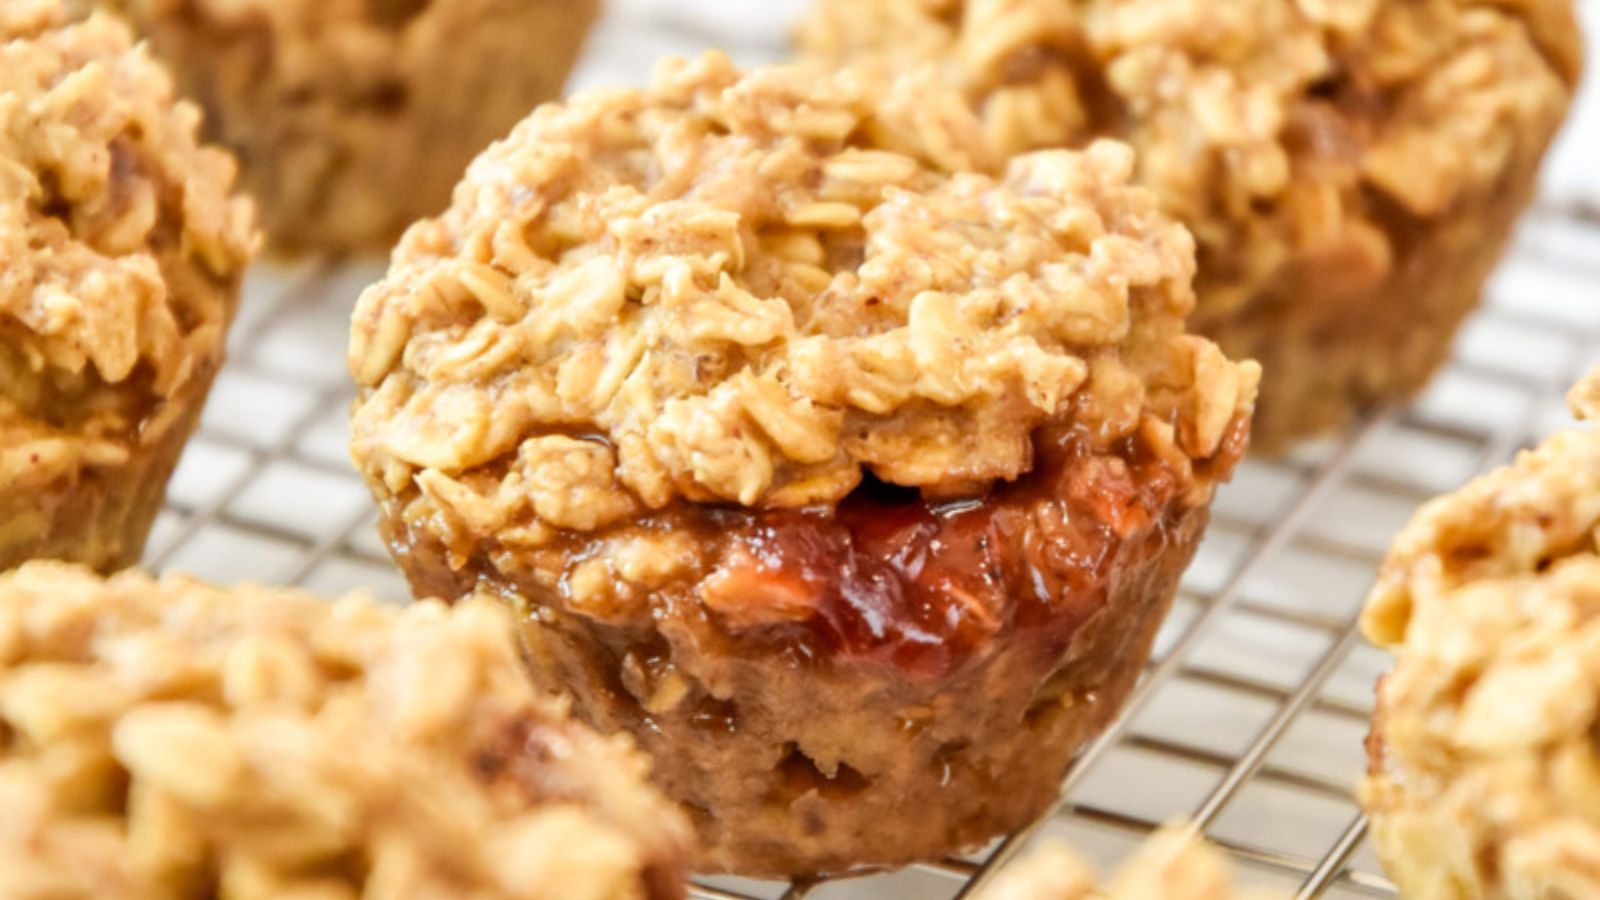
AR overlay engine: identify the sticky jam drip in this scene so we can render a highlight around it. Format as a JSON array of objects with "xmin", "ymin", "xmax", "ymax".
[{"xmin": 699, "ymin": 425, "xmax": 1209, "ymax": 680}]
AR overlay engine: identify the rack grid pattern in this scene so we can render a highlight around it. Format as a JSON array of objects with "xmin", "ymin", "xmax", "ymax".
[{"xmin": 140, "ymin": 3, "xmax": 1600, "ymax": 898}]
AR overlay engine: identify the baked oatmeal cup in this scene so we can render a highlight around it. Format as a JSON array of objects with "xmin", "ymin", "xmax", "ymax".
[
  {"xmin": 0, "ymin": 562, "xmax": 694, "ymax": 899},
  {"xmin": 0, "ymin": 5, "xmax": 256, "ymax": 573},
  {"xmin": 1361, "ymin": 368, "xmax": 1600, "ymax": 899},
  {"xmin": 349, "ymin": 53, "xmax": 1259, "ymax": 876},
  {"xmin": 799, "ymin": 0, "xmax": 1581, "ymax": 451},
  {"xmin": 91, "ymin": 0, "xmax": 601, "ymax": 254}
]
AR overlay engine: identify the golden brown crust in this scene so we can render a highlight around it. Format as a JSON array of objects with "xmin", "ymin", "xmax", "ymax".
[
  {"xmin": 0, "ymin": 562, "xmax": 693, "ymax": 899},
  {"xmin": 799, "ymin": 0, "xmax": 1579, "ymax": 449},
  {"xmin": 978, "ymin": 825, "xmax": 1275, "ymax": 900},
  {"xmin": 0, "ymin": 4, "xmax": 256, "ymax": 571},
  {"xmin": 98, "ymin": 0, "xmax": 600, "ymax": 254},
  {"xmin": 350, "ymin": 51, "xmax": 1258, "ymax": 540},
  {"xmin": 1360, "ymin": 367, "xmax": 1600, "ymax": 899}
]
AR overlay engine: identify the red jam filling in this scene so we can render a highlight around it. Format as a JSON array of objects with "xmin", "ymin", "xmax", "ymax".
[{"xmin": 697, "ymin": 425, "xmax": 1219, "ymax": 680}]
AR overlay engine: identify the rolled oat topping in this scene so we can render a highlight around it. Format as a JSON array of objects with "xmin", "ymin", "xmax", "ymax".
[
  {"xmin": 0, "ymin": 562, "xmax": 693, "ymax": 899},
  {"xmin": 1360, "ymin": 368, "xmax": 1600, "ymax": 898},
  {"xmin": 0, "ymin": 4, "xmax": 255, "ymax": 500},
  {"xmin": 350, "ymin": 52, "xmax": 1259, "ymax": 541}
]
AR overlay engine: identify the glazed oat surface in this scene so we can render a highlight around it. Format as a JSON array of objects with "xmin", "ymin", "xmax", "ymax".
[
  {"xmin": 350, "ymin": 52, "xmax": 1258, "ymax": 538},
  {"xmin": 0, "ymin": 562, "xmax": 692, "ymax": 898}
]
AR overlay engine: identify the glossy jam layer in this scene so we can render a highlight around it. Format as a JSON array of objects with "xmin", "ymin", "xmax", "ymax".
[{"xmin": 685, "ymin": 423, "xmax": 1238, "ymax": 680}]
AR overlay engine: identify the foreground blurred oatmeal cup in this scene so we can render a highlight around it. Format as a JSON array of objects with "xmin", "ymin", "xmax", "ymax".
[
  {"xmin": 798, "ymin": 0, "xmax": 1582, "ymax": 451},
  {"xmin": 349, "ymin": 52, "xmax": 1260, "ymax": 876},
  {"xmin": 0, "ymin": 3, "xmax": 256, "ymax": 572},
  {"xmin": 1360, "ymin": 367, "xmax": 1600, "ymax": 900},
  {"xmin": 0, "ymin": 562, "xmax": 694, "ymax": 898}
]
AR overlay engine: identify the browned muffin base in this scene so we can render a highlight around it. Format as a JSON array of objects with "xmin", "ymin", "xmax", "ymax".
[
  {"xmin": 515, "ymin": 506, "xmax": 1203, "ymax": 875},
  {"xmin": 0, "ymin": 334, "xmax": 218, "ymax": 574},
  {"xmin": 387, "ymin": 419, "xmax": 1244, "ymax": 876}
]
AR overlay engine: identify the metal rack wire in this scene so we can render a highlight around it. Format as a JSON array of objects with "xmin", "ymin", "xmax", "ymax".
[{"xmin": 139, "ymin": 3, "xmax": 1600, "ymax": 898}]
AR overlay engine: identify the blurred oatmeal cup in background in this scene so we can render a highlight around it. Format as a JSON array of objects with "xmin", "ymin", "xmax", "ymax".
[
  {"xmin": 799, "ymin": 0, "xmax": 1583, "ymax": 451},
  {"xmin": 0, "ymin": 2, "xmax": 256, "ymax": 572}
]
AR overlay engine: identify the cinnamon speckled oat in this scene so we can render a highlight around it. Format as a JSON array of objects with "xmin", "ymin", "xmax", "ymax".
[
  {"xmin": 0, "ymin": 562, "xmax": 693, "ymax": 899},
  {"xmin": 1361, "ymin": 368, "xmax": 1600, "ymax": 899},
  {"xmin": 799, "ymin": 0, "xmax": 1581, "ymax": 450},
  {"xmin": 89, "ymin": 0, "xmax": 600, "ymax": 254},
  {"xmin": 349, "ymin": 52, "xmax": 1257, "ymax": 876},
  {"xmin": 0, "ymin": 3, "xmax": 256, "ymax": 572}
]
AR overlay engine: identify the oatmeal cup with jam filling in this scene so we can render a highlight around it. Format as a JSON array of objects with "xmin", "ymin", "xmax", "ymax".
[
  {"xmin": 349, "ymin": 52, "xmax": 1259, "ymax": 876},
  {"xmin": 0, "ymin": 3, "xmax": 256, "ymax": 573},
  {"xmin": 0, "ymin": 562, "xmax": 694, "ymax": 899},
  {"xmin": 799, "ymin": 0, "xmax": 1581, "ymax": 451}
]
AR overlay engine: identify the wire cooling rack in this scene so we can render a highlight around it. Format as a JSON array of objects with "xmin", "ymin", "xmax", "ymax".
[{"xmin": 139, "ymin": 1, "xmax": 1600, "ymax": 897}]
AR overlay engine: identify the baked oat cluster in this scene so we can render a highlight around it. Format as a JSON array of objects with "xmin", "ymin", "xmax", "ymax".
[
  {"xmin": 350, "ymin": 52, "xmax": 1258, "ymax": 875},
  {"xmin": 1361, "ymin": 369, "xmax": 1600, "ymax": 899},
  {"xmin": 799, "ymin": 0, "xmax": 1580, "ymax": 449},
  {"xmin": 92, "ymin": 0, "xmax": 601, "ymax": 253},
  {"xmin": 979, "ymin": 825, "xmax": 1276, "ymax": 900},
  {"xmin": 0, "ymin": 562, "xmax": 693, "ymax": 899},
  {"xmin": 0, "ymin": 4, "xmax": 256, "ymax": 572},
  {"xmin": 351, "ymin": 50, "xmax": 1258, "ymax": 537}
]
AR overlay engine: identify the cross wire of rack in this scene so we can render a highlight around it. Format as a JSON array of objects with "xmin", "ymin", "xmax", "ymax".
[{"xmin": 137, "ymin": 4, "xmax": 1600, "ymax": 898}]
